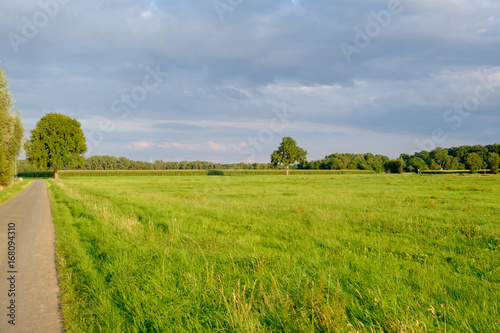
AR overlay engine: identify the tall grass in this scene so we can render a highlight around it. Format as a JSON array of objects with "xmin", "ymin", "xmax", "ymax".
[{"xmin": 48, "ymin": 174, "xmax": 500, "ymax": 332}]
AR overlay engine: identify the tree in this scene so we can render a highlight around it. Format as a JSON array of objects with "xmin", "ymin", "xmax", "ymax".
[
  {"xmin": 466, "ymin": 153, "xmax": 483, "ymax": 174},
  {"xmin": 10, "ymin": 109, "xmax": 25, "ymax": 178},
  {"xmin": 25, "ymin": 113, "xmax": 87, "ymax": 179},
  {"xmin": 270, "ymin": 137, "xmax": 307, "ymax": 176},
  {"xmin": 410, "ymin": 157, "xmax": 427, "ymax": 173},
  {"xmin": 488, "ymin": 152, "xmax": 500, "ymax": 174},
  {"xmin": 0, "ymin": 65, "xmax": 24, "ymax": 187},
  {"xmin": 433, "ymin": 147, "xmax": 449, "ymax": 170},
  {"xmin": 383, "ymin": 159, "xmax": 405, "ymax": 174}
]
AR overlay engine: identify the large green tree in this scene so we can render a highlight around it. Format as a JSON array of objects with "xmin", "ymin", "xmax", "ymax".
[
  {"xmin": 466, "ymin": 153, "xmax": 483, "ymax": 174},
  {"xmin": 271, "ymin": 137, "xmax": 307, "ymax": 176},
  {"xmin": 0, "ymin": 66, "xmax": 24, "ymax": 187},
  {"xmin": 433, "ymin": 147, "xmax": 449, "ymax": 170},
  {"xmin": 410, "ymin": 157, "xmax": 427, "ymax": 173},
  {"xmin": 25, "ymin": 113, "xmax": 87, "ymax": 179},
  {"xmin": 488, "ymin": 152, "xmax": 500, "ymax": 174}
]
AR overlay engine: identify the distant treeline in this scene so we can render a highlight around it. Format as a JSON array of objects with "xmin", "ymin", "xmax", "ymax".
[
  {"xmin": 400, "ymin": 144, "xmax": 500, "ymax": 173},
  {"xmin": 17, "ymin": 143, "xmax": 500, "ymax": 174},
  {"xmin": 298, "ymin": 144, "xmax": 500, "ymax": 174},
  {"xmin": 298, "ymin": 153, "xmax": 389, "ymax": 173},
  {"xmin": 17, "ymin": 156, "xmax": 274, "ymax": 172}
]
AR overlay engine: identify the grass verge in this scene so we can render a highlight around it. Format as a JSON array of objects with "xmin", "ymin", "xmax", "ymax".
[{"xmin": 0, "ymin": 179, "xmax": 33, "ymax": 205}]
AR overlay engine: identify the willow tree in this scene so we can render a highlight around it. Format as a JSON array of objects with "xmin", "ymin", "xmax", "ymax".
[
  {"xmin": 270, "ymin": 137, "xmax": 307, "ymax": 176},
  {"xmin": 0, "ymin": 65, "xmax": 24, "ymax": 187},
  {"xmin": 25, "ymin": 113, "xmax": 87, "ymax": 179}
]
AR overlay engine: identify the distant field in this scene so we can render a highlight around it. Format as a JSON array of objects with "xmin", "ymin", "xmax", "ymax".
[{"xmin": 48, "ymin": 174, "xmax": 500, "ymax": 332}]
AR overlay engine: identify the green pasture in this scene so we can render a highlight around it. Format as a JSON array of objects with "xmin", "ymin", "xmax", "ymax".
[{"xmin": 48, "ymin": 174, "xmax": 500, "ymax": 332}]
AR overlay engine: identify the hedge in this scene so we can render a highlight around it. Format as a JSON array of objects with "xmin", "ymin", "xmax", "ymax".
[
  {"xmin": 56, "ymin": 169, "xmax": 376, "ymax": 177},
  {"xmin": 421, "ymin": 170, "xmax": 491, "ymax": 175},
  {"xmin": 17, "ymin": 171, "xmax": 55, "ymax": 178}
]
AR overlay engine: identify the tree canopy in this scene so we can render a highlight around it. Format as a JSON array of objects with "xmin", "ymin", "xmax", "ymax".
[
  {"xmin": 270, "ymin": 137, "xmax": 307, "ymax": 175},
  {"xmin": 466, "ymin": 153, "xmax": 483, "ymax": 174},
  {"xmin": 487, "ymin": 153, "xmax": 499, "ymax": 174},
  {"xmin": 0, "ymin": 65, "xmax": 24, "ymax": 187},
  {"xmin": 25, "ymin": 113, "xmax": 87, "ymax": 178}
]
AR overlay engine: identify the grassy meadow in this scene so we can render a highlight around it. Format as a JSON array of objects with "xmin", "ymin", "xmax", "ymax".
[{"xmin": 47, "ymin": 174, "xmax": 500, "ymax": 332}]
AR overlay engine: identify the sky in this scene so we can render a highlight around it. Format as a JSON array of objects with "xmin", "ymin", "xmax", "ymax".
[{"xmin": 1, "ymin": 0, "xmax": 499, "ymax": 163}]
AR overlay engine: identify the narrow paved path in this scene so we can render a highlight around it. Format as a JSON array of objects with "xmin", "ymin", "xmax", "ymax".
[{"xmin": 0, "ymin": 181, "xmax": 62, "ymax": 332}]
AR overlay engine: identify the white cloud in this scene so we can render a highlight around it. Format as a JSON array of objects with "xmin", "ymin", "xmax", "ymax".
[{"xmin": 127, "ymin": 141, "xmax": 154, "ymax": 151}]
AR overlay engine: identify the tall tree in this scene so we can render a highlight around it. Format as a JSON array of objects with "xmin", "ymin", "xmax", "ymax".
[
  {"xmin": 271, "ymin": 137, "xmax": 307, "ymax": 176},
  {"xmin": 410, "ymin": 157, "xmax": 427, "ymax": 172},
  {"xmin": 10, "ymin": 109, "xmax": 25, "ymax": 178},
  {"xmin": 488, "ymin": 152, "xmax": 500, "ymax": 174},
  {"xmin": 466, "ymin": 153, "xmax": 483, "ymax": 174},
  {"xmin": 0, "ymin": 65, "xmax": 24, "ymax": 187},
  {"xmin": 433, "ymin": 147, "xmax": 449, "ymax": 170},
  {"xmin": 25, "ymin": 113, "xmax": 87, "ymax": 179}
]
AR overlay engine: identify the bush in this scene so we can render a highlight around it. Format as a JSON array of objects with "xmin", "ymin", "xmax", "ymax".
[{"xmin": 208, "ymin": 170, "xmax": 224, "ymax": 176}]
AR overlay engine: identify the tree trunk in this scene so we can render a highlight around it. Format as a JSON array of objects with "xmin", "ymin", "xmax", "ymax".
[
  {"xmin": 286, "ymin": 165, "xmax": 289, "ymax": 176},
  {"xmin": 54, "ymin": 168, "xmax": 58, "ymax": 179}
]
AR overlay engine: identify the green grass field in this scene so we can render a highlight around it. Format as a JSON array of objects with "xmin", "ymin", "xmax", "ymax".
[{"xmin": 48, "ymin": 174, "xmax": 500, "ymax": 332}]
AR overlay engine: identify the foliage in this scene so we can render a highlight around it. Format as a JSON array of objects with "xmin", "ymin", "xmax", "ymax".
[
  {"xmin": 433, "ymin": 147, "xmax": 449, "ymax": 169},
  {"xmin": 409, "ymin": 156, "xmax": 427, "ymax": 172},
  {"xmin": 402, "ymin": 144, "xmax": 498, "ymax": 173},
  {"xmin": 25, "ymin": 113, "xmax": 87, "ymax": 178},
  {"xmin": 0, "ymin": 65, "xmax": 24, "ymax": 188},
  {"xmin": 488, "ymin": 152, "xmax": 500, "ymax": 174},
  {"xmin": 466, "ymin": 153, "xmax": 483, "ymax": 174},
  {"xmin": 300, "ymin": 153, "xmax": 388, "ymax": 173},
  {"xmin": 17, "ymin": 171, "xmax": 55, "ymax": 178},
  {"xmin": 80, "ymin": 155, "xmax": 273, "ymax": 171},
  {"xmin": 49, "ymin": 175, "xmax": 500, "ymax": 332},
  {"xmin": 383, "ymin": 159, "xmax": 405, "ymax": 174},
  {"xmin": 270, "ymin": 137, "xmax": 307, "ymax": 170}
]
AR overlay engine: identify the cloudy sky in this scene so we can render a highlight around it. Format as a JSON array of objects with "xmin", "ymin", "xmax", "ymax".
[{"xmin": 1, "ymin": 0, "xmax": 499, "ymax": 163}]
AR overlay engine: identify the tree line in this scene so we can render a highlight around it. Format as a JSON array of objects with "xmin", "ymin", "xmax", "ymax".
[
  {"xmin": 16, "ymin": 144, "xmax": 500, "ymax": 175},
  {"xmin": 18, "ymin": 155, "xmax": 276, "ymax": 172},
  {"xmin": 400, "ymin": 144, "xmax": 500, "ymax": 174},
  {"xmin": 0, "ymin": 66, "xmax": 24, "ymax": 188},
  {"xmin": 298, "ymin": 153, "xmax": 389, "ymax": 173}
]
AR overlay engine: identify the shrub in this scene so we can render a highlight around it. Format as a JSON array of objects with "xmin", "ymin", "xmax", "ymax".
[
  {"xmin": 383, "ymin": 159, "xmax": 405, "ymax": 174},
  {"xmin": 208, "ymin": 170, "xmax": 224, "ymax": 176}
]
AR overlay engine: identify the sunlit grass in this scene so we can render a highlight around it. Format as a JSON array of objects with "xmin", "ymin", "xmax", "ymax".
[{"xmin": 48, "ymin": 174, "xmax": 500, "ymax": 332}]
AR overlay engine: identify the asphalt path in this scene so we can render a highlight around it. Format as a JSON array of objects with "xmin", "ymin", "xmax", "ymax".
[{"xmin": 0, "ymin": 181, "xmax": 62, "ymax": 332}]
